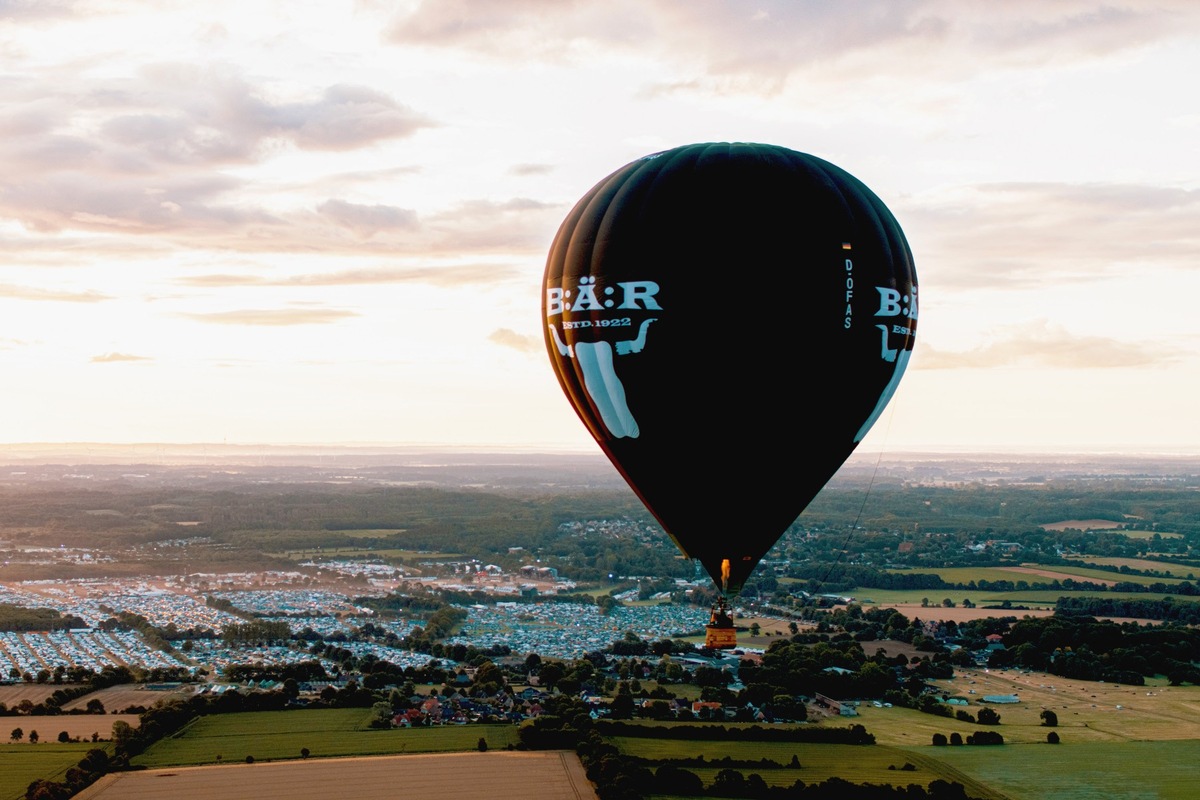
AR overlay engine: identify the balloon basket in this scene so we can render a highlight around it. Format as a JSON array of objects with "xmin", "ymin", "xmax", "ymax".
[{"xmin": 705, "ymin": 598, "xmax": 737, "ymax": 650}]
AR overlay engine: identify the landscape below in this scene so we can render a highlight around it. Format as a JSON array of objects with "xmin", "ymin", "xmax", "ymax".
[{"xmin": 1, "ymin": 452, "xmax": 1199, "ymax": 800}]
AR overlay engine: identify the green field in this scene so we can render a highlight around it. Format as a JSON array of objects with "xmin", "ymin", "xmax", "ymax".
[
  {"xmin": 1116, "ymin": 530, "xmax": 1184, "ymax": 540},
  {"xmin": 72, "ymin": 699, "xmax": 1200, "ymax": 800},
  {"xmin": 0, "ymin": 743, "xmax": 100, "ymax": 800},
  {"xmin": 883, "ymin": 565, "xmax": 1191, "ymax": 588},
  {"xmin": 1068, "ymin": 556, "xmax": 1198, "ymax": 579},
  {"xmin": 133, "ymin": 709, "xmax": 519, "ymax": 768},
  {"xmin": 609, "ymin": 736, "xmax": 1001, "ymax": 797},
  {"xmin": 274, "ymin": 547, "xmax": 465, "ymax": 561},
  {"xmin": 1017, "ymin": 564, "xmax": 1186, "ymax": 587},
  {"xmin": 853, "ymin": 587, "xmax": 1200, "ymax": 609},
  {"xmin": 912, "ymin": 740, "xmax": 1200, "ymax": 800}
]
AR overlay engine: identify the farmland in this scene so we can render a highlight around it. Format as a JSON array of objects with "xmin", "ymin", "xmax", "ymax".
[
  {"xmin": 0, "ymin": 743, "xmax": 98, "ymax": 800},
  {"xmin": 60, "ymin": 685, "xmax": 191, "ymax": 714},
  {"xmin": 834, "ymin": 672, "xmax": 1200, "ymax": 746},
  {"xmin": 920, "ymin": 741, "xmax": 1199, "ymax": 800},
  {"xmin": 1064, "ymin": 556, "xmax": 1197, "ymax": 578},
  {"xmin": 882, "ymin": 564, "xmax": 1192, "ymax": 589},
  {"xmin": 822, "ymin": 672, "xmax": 1200, "ymax": 800},
  {"xmin": 607, "ymin": 736, "xmax": 1003, "ymax": 799},
  {"xmin": 78, "ymin": 751, "xmax": 597, "ymax": 800},
  {"xmin": 2, "ymin": 715, "xmax": 136, "ymax": 745},
  {"xmin": 131, "ymin": 708, "xmax": 521, "ymax": 768}
]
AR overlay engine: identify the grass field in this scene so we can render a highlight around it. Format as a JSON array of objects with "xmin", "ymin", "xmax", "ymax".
[
  {"xmin": 828, "ymin": 669, "xmax": 1200, "ymax": 745},
  {"xmin": 0, "ymin": 743, "xmax": 100, "ymax": 800},
  {"xmin": 912, "ymin": 740, "xmax": 1200, "ymax": 800},
  {"xmin": 1113, "ymin": 529, "xmax": 1183, "ymax": 539},
  {"xmin": 1067, "ymin": 556, "xmax": 1198, "ymax": 578},
  {"xmin": 273, "ymin": 547, "xmax": 465, "ymax": 561},
  {"xmin": 813, "ymin": 671, "xmax": 1200, "ymax": 800},
  {"xmin": 132, "ymin": 709, "xmax": 521, "ymax": 768},
  {"xmin": 608, "ymin": 737, "xmax": 1003, "ymax": 798},
  {"xmin": 882, "ymin": 564, "xmax": 1192, "ymax": 588},
  {"xmin": 1039, "ymin": 519, "xmax": 1125, "ymax": 531},
  {"xmin": 854, "ymin": 587, "xmax": 1200, "ymax": 609}
]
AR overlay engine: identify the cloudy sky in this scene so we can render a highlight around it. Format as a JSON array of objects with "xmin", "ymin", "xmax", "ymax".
[{"xmin": 1, "ymin": 1, "xmax": 1197, "ymax": 454}]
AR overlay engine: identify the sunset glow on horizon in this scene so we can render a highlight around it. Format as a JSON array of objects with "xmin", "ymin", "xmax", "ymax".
[{"xmin": 2, "ymin": 2, "xmax": 1198, "ymax": 454}]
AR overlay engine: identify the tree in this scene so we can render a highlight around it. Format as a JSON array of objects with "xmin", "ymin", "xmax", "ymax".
[
  {"xmin": 595, "ymin": 594, "xmax": 619, "ymax": 614},
  {"xmin": 749, "ymin": 623, "xmax": 761, "ymax": 637},
  {"xmin": 477, "ymin": 737, "xmax": 488, "ymax": 752},
  {"xmin": 538, "ymin": 662, "xmax": 564, "ymax": 691},
  {"xmin": 932, "ymin": 733, "xmax": 948, "ymax": 746},
  {"xmin": 10, "ymin": 727, "xmax": 22, "ymax": 742},
  {"xmin": 369, "ymin": 701, "xmax": 394, "ymax": 729},
  {"xmin": 111, "ymin": 720, "xmax": 134, "ymax": 751},
  {"xmin": 28, "ymin": 730, "xmax": 39, "ymax": 744},
  {"xmin": 1047, "ymin": 731, "xmax": 1060, "ymax": 744},
  {"xmin": 57, "ymin": 731, "xmax": 70, "ymax": 743},
  {"xmin": 949, "ymin": 732, "xmax": 963, "ymax": 746},
  {"xmin": 300, "ymin": 747, "xmax": 310, "ymax": 759},
  {"xmin": 609, "ymin": 691, "xmax": 635, "ymax": 720},
  {"xmin": 1040, "ymin": 709, "xmax": 1058, "ymax": 727},
  {"xmin": 976, "ymin": 707, "xmax": 1001, "ymax": 725}
]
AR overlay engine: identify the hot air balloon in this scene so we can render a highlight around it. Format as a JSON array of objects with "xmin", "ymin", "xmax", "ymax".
[{"xmin": 542, "ymin": 142, "xmax": 917, "ymax": 647}]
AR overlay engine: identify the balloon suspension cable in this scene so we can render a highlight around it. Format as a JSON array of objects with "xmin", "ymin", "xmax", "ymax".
[{"xmin": 822, "ymin": 406, "xmax": 898, "ymax": 586}]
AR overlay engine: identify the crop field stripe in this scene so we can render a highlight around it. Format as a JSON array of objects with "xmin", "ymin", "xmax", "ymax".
[
  {"xmin": 606, "ymin": 736, "xmax": 1002, "ymax": 794},
  {"xmin": 1069, "ymin": 556, "xmax": 1197, "ymax": 577},
  {"xmin": 78, "ymin": 751, "xmax": 599, "ymax": 800},
  {"xmin": 909, "ymin": 740, "xmax": 1200, "ymax": 800},
  {"xmin": 883, "ymin": 565, "xmax": 1190, "ymax": 587},
  {"xmin": 133, "ymin": 709, "xmax": 520, "ymax": 768},
  {"xmin": 0, "ymin": 744, "xmax": 102, "ymax": 800}
]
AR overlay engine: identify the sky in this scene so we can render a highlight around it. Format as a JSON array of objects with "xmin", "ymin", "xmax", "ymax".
[{"xmin": 1, "ymin": 1, "xmax": 1198, "ymax": 454}]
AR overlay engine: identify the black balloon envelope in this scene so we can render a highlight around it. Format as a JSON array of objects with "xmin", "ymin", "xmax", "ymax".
[{"xmin": 543, "ymin": 142, "xmax": 917, "ymax": 597}]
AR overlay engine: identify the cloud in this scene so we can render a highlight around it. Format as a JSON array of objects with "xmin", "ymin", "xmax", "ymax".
[
  {"xmin": 489, "ymin": 327, "xmax": 539, "ymax": 353},
  {"xmin": 916, "ymin": 321, "xmax": 1178, "ymax": 370},
  {"xmin": 424, "ymin": 197, "xmax": 561, "ymax": 250},
  {"xmin": 317, "ymin": 199, "xmax": 419, "ymax": 237},
  {"xmin": 510, "ymin": 163, "xmax": 555, "ymax": 176},
  {"xmin": 88, "ymin": 69, "xmax": 435, "ymax": 165},
  {"xmin": 278, "ymin": 84, "xmax": 437, "ymax": 151},
  {"xmin": 0, "ymin": 1, "xmax": 76, "ymax": 21},
  {"xmin": 180, "ymin": 308, "xmax": 360, "ymax": 326},
  {"xmin": 0, "ymin": 283, "xmax": 112, "ymax": 302},
  {"xmin": 177, "ymin": 262, "xmax": 522, "ymax": 289},
  {"xmin": 0, "ymin": 65, "xmax": 434, "ymax": 239},
  {"xmin": 907, "ymin": 182, "xmax": 1200, "ymax": 289},
  {"xmin": 174, "ymin": 273, "xmax": 266, "ymax": 287},
  {"xmin": 386, "ymin": 1, "xmax": 1200, "ymax": 85},
  {"xmin": 90, "ymin": 352, "xmax": 152, "ymax": 363}
]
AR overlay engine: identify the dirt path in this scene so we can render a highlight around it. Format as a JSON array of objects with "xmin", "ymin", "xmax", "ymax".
[{"xmin": 75, "ymin": 750, "xmax": 599, "ymax": 800}]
